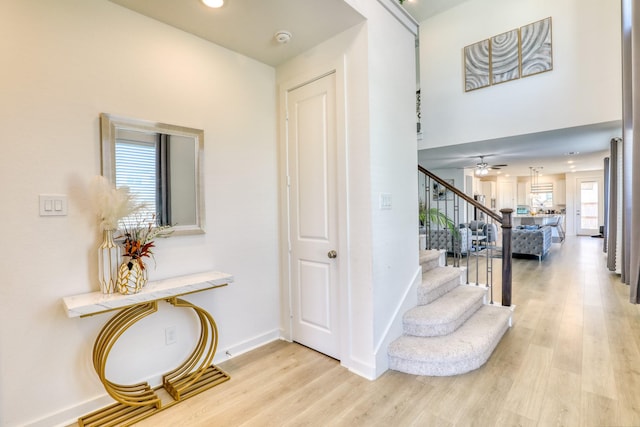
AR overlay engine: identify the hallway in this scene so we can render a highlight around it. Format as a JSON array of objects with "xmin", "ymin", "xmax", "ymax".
[{"xmin": 133, "ymin": 236, "xmax": 640, "ymax": 426}]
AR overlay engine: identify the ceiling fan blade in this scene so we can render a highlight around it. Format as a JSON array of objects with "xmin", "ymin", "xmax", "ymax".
[{"xmin": 491, "ymin": 164, "xmax": 508, "ymax": 168}]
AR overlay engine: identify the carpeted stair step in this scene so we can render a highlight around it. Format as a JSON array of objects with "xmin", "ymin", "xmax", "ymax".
[
  {"xmin": 419, "ymin": 250, "xmax": 441, "ymax": 273},
  {"xmin": 403, "ymin": 285, "xmax": 487, "ymax": 337},
  {"xmin": 388, "ymin": 305, "xmax": 512, "ymax": 376},
  {"xmin": 417, "ymin": 266, "xmax": 463, "ymax": 306}
]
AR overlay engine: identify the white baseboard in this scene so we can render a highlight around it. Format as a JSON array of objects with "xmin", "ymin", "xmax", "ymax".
[
  {"xmin": 344, "ymin": 356, "xmax": 377, "ymax": 380},
  {"xmin": 372, "ymin": 265, "xmax": 422, "ymax": 378},
  {"xmin": 23, "ymin": 394, "xmax": 114, "ymax": 427},
  {"xmin": 24, "ymin": 329, "xmax": 281, "ymax": 427},
  {"xmin": 215, "ymin": 328, "xmax": 282, "ymax": 363}
]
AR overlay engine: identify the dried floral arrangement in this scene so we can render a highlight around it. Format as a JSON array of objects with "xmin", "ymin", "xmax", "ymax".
[
  {"xmin": 119, "ymin": 212, "xmax": 173, "ymax": 271},
  {"xmin": 90, "ymin": 175, "xmax": 173, "ymax": 267},
  {"xmin": 90, "ymin": 176, "xmax": 142, "ymax": 231}
]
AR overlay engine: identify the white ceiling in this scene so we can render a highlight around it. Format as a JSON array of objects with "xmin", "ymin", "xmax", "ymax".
[
  {"xmin": 107, "ymin": 0, "xmax": 470, "ymax": 67},
  {"xmin": 108, "ymin": 0, "xmax": 366, "ymax": 67},
  {"xmin": 108, "ymin": 0, "xmax": 620, "ymax": 177}
]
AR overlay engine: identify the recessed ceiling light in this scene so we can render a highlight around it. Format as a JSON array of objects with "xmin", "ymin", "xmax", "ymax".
[
  {"xmin": 567, "ymin": 160, "xmax": 574, "ymax": 164},
  {"xmin": 202, "ymin": 0, "xmax": 224, "ymax": 8}
]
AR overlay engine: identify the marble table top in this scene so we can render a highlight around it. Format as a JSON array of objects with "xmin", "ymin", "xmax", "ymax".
[{"xmin": 63, "ymin": 270, "xmax": 233, "ymax": 318}]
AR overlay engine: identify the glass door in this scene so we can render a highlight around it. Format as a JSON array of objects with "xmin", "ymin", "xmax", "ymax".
[{"xmin": 576, "ymin": 179, "xmax": 600, "ymax": 235}]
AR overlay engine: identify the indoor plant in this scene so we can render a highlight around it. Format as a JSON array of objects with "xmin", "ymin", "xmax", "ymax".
[{"xmin": 419, "ymin": 200, "xmax": 459, "ymax": 237}]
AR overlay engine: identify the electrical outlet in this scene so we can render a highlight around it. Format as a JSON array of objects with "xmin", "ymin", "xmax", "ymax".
[{"xmin": 165, "ymin": 326, "xmax": 176, "ymax": 345}]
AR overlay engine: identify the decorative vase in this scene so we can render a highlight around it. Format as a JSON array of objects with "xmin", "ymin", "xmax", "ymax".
[
  {"xmin": 97, "ymin": 229, "xmax": 120, "ymax": 294},
  {"xmin": 116, "ymin": 257, "xmax": 148, "ymax": 294}
]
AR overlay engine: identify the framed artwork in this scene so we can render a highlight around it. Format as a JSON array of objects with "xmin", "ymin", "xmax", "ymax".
[
  {"xmin": 491, "ymin": 29, "xmax": 520, "ymax": 84},
  {"xmin": 433, "ymin": 179, "xmax": 454, "ymax": 201},
  {"xmin": 520, "ymin": 17, "xmax": 553, "ymax": 77},
  {"xmin": 464, "ymin": 39, "xmax": 490, "ymax": 92}
]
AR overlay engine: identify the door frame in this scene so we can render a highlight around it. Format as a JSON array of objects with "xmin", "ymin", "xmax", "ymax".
[
  {"xmin": 569, "ymin": 174, "xmax": 604, "ymax": 237},
  {"xmin": 575, "ymin": 176, "xmax": 604, "ymax": 236},
  {"xmin": 277, "ymin": 61, "xmax": 349, "ymax": 361}
]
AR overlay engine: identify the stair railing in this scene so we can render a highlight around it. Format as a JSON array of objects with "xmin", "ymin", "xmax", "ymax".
[{"xmin": 418, "ymin": 166, "xmax": 513, "ymax": 307}]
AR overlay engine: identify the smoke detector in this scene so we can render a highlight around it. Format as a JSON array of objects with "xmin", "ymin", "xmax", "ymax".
[{"xmin": 274, "ymin": 30, "xmax": 292, "ymax": 44}]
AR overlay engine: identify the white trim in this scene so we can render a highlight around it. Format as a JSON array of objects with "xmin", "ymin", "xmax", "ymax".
[
  {"xmin": 375, "ymin": 0, "xmax": 419, "ymax": 36},
  {"xmin": 372, "ymin": 265, "xmax": 422, "ymax": 378},
  {"xmin": 25, "ymin": 330, "xmax": 282, "ymax": 427},
  {"xmin": 345, "ymin": 357, "xmax": 378, "ymax": 380},
  {"xmin": 215, "ymin": 329, "xmax": 282, "ymax": 363},
  {"xmin": 23, "ymin": 395, "xmax": 114, "ymax": 427}
]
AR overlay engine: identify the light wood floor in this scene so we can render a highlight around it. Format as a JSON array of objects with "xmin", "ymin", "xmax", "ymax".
[{"xmin": 134, "ymin": 236, "xmax": 640, "ymax": 427}]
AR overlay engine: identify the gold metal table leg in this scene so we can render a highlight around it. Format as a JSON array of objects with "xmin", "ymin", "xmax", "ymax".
[{"xmin": 79, "ymin": 299, "xmax": 230, "ymax": 426}]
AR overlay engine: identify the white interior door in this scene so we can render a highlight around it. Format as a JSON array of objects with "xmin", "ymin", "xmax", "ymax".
[
  {"xmin": 499, "ymin": 181, "xmax": 515, "ymax": 210},
  {"xmin": 576, "ymin": 178, "xmax": 600, "ymax": 236},
  {"xmin": 286, "ymin": 73, "xmax": 340, "ymax": 359}
]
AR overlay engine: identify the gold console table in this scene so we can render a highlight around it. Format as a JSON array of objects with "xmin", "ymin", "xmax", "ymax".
[{"xmin": 63, "ymin": 271, "xmax": 233, "ymax": 426}]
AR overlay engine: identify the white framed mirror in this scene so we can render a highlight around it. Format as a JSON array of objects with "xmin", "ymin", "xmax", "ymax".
[{"xmin": 100, "ymin": 113, "xmax": 205, "ymax": 236}]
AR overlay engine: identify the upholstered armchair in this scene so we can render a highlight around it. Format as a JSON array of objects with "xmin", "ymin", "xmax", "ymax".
[
  {"xmin": 512, "ymin": 225, "xmax": 552, "ymax": 260},
  {"xmin": 426, "ymin": 225, "xmax": 472, "ymax": 255}
]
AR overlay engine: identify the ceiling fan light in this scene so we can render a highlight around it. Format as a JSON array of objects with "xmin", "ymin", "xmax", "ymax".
[
  {"xmin": 475, "ymin": 167, "xmax": 489, "ymax": 176},
  {"xmin": 202, "ymin": 0, "xmax": 224, "ymax": 8}
]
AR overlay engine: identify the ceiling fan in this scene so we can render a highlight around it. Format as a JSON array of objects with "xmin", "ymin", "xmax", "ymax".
[{"xmin": 474, "ymin": 156, "xmax": 508, "ymax": 176}]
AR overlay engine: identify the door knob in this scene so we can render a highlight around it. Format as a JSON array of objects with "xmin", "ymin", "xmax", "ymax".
[{"xmin": 327, "ymin": 250, "xmax": 337, "ymax": 259}]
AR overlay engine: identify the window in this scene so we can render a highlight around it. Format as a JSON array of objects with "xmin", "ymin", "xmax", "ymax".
[{"xmin": 531, "ymin": 183, "xmax": 553, "ymax": 209}]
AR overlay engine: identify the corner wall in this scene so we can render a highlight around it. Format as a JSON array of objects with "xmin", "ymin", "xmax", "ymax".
[
  {"xmin": 276, "ymin": 0, "xmax": 419, "ymax": 379},
  {"xmin": 0, "ymin": 1, "xmax": 279, "ymax": 425}
]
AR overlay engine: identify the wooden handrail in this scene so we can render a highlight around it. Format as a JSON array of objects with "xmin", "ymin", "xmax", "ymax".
[
  {"xmin": 419, "ymin": 166, "xmax": 502, "ymax": 223},
  {"xmin": 418, "ymin": 165, "xmax": 512, "ymax": 307}
]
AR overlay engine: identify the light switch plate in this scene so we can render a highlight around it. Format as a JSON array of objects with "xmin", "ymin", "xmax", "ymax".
[
  {"xmin": 379, "ymin": 193, "xmax": 392, "ymax": 210},
  {"xmin": 39, "ymin": 194, "xmax": 68, "ymax": 216}
]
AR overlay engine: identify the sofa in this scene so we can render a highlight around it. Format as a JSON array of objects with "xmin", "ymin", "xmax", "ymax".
[
  {"xmin": 424, "ymin": 225, "xmax": 473, "ymax": 254},
  {"xmin": 512, "ymin": 225, "xmax": 552, "ymax": 260}
]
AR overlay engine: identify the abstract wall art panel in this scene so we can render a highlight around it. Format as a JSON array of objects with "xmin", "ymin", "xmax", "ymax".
[
  {"xmin": 464, "ymin": 39, "xmax": 490, "ymax": 92},
  {"xmin": 521, "ymin": 17, "xmax": 553, "ymax": 77},
  {"xmin": 463, "ymin": 17, "xmax": 552, "ymax": 92},
  {"xmin": 491, "ymin": 29, "xmax": 520, "ymax": 84}
]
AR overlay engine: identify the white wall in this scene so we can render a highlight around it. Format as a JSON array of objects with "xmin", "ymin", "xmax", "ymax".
[
  {"xmin": 365, "ymin": 1, "xmax": 420, "ymax": 378},
  {"xmin": 419, "ymin": 0, "xmax": 621, "ymax": 149},
  {"xmin": 277, "ymin": 0, "xmax": 419, "ymax": 379},
  {"xmin": 0, "ymin": 1, "xmax": 279, "ymax": 425}
]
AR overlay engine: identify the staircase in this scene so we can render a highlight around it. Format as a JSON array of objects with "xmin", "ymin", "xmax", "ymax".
[{"xmin": 388, "ymin": 250, "xmax": 512, "ymax": 376}]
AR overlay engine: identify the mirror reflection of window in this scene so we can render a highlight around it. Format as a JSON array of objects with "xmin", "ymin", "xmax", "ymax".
[
  {"xmin": 114, "ymin": 129, "xmax": 198, "ymax": 228},
  {"xmin": 115, "ymin": 129, "xmax": 158, "ymax": 226}
]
